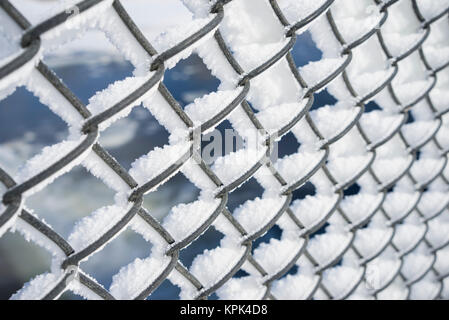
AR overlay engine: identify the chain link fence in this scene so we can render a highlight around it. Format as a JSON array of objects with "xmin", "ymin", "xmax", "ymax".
[{"xmin": 0, "ymin": 0, "xmax": 449, "ymax": 299}]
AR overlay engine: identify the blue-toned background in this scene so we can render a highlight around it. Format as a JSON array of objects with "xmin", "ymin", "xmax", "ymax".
[{"xmin": 0, "ymin": 31, "xmax": 338, "ymax": 299}]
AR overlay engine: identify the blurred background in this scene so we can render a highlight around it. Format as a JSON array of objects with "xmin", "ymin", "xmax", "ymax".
[{"xmin": 0, "ymin": 0, "xmax": 336, "ymax": 299}]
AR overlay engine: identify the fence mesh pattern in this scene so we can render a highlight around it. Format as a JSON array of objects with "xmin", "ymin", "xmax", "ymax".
[{"xmin": 1, "ymin": 0, "xmax": 449, "ymax": 300}]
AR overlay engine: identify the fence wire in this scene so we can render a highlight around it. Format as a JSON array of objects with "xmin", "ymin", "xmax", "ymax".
[{"xmin": 0, "ymin": 0, "xmax": 449, "ymax": 300}]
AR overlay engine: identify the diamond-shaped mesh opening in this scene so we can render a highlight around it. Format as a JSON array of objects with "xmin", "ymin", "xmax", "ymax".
[
  {"xmin": 147, "ymin": 278, "xmax": 181, "ymax": 300},
  {"xmin": 44, "ymin": 31, "xmax": 134, "ymax": 105},
  {"xmin": 405, "ymin": 110, "xmax": 415, "ymax": 124},
  {"xmin": 365, "ymin": 100, "xmax": 383, "ymax": 113},
  {"xmin": 291, "ymin": 31, "xmax": 323, "ymax": 68},
  {"xmin": 119, "ymin": 0, "xmax": 193, "ymax": 42},
  {"xmin": 252, "ymin": 224, "xmax": 283, "ymax": 250},
  {"xmin": 164, "ymin": 54, "xmax": 220, "ymax": 107},
  {"xmin": 0, "ymin": 230, "xmax": 53, "ymax": 299},
  {"xmin": 233, "ymin": 269, "xmax": 251, "ymax": 278},
  {"xmin": 0, "ymin": 86, "xmax": 67, "ymax": 144},
  {"xmin": 0, "ymin": 87, "xmax": 68, "ymax": 173},
  {"xmin": 276, "ymin": 131, "xmax": 301, "ymax": 159},
  {"xmin": 343, "ymin": 182, "xmax": 361, "ymax": 196},
  {"xmin": 58, "ymin": 290, "xmax": 83, "ymax": 300},
  {"xmin": 99, "ymin": 105, "xmax": 170, "ymax": 170},
  {"xmin": 201, "ymin": 119, "xmax": 248, "ymax": 167},
  {"xmin": 143, "ymin": 171, "xmax": 200, "ymax": 223},
  {"xmin": 0, "ymin": 0, "xmax": 448, "ymax": 301},
  {"xmin": 309, "ymin": 221, "xmax": 331, "ymax": 238},
  {"xmin": 310, "ymin": 89, "xmax": 338, "ymax": 111},
  {"xmin": 207, "ymin": 292, "xmax": 220, "ymax": 300},
  {"xmin": 291, "ymin": 181, "xmax": 316, "ymax": 202},
  {"xmin": 178, "ymin": 226, "xmax": 224, "ymax": 269},
  {"xmin": 79, "ymin": 228, "xmax": 150, "ymax": 290},
  {"xmin": 25, "ymin": 165, "xmax": 115, "ymax": 239},
  {"xmin": 227, "ymin": 176, "xmax": 265, "ymax": 212},
  {"xmin": 284, "ymin": 263, "xmax": 299, "ymax": 277}
]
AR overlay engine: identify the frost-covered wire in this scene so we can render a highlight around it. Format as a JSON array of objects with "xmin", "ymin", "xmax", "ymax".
[{"xmin": 0, "ymin": 0, "xmax": 449, "ymax": 300}]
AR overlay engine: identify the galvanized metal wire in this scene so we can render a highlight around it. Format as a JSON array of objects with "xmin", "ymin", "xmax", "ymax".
[{"xmin": 0, "ymin": 0, "xmax": 449, "ymax": 300}]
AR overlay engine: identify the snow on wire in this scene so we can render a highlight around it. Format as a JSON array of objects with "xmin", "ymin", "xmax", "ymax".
[{"xmin": 0, "ymin": 0, "xmax": 449, "ymax": 300}]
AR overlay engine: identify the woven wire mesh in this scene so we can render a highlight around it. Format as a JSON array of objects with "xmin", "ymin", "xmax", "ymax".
[{"xmin": 0, "ymin": 0, "xmax": 449, "ymax": 300}]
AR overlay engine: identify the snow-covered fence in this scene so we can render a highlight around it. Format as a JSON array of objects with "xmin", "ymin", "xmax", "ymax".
[{"xmin": 1, "ymin": 0, "xmax": 449, "ymax": 300}]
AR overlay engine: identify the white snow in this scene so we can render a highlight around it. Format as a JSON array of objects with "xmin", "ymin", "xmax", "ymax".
[
  {"xmin": 330, "ymin": 0, "xmax": 383, "ymax": 45},
  {"xmin": 142, "ymin": 90, "xmax": 190, "ymax": 138},
  {"xmin": 12, "ymin": 213, "xmax": 67, "ymax": 261},
  {"xmin": 180, "ymin": 158, "xmax": 220, "ymax": 191},
  {"xmin": 277, "ymin": 0, "xmax": 330, "ymax": 28},
  {"xmin": 308, "ymin": 14, "xmax": 343, "ymax": 58},
  {"xmin": 382, "ymin": 32, "xmax": 426, "ymax": 58},
  {"xmin": 68, "ymin": 203, "xmax": 132, "ymax": 252},
  {"xmin": 189, "ymin": 241, "xmax": 247, "ymax": 289},
  {"xmin": 351, "ymin": 226, "xmax": 394, "ymax": 260},
  {"xmin": 435, "ymin": 248, "xmax": 449, "ymax": 275},
  {"xmin": 128, "ymin": 213, "xmax": 169, "ymax": 249},
  {"xmin": 2, "ymin": 0, "xmax": 449, "ymax": 301},
  {"xmin": 245, "ymin": 60, "xmax": 302, "ymax": 110},
  {"xmin": 232, "ymin": 40, "xmax": 290, "ymax": 72},
  {"xmin": 0, "ymin": 51, "xmax": 41, "ymax": 102},
  {"xmin": 38, "ymin": 0, "xmax": 115, "ymax": 53},
  {"xmin": 410, "ymin": 278, "xmax": 441, "ymax": 300},
  {"xmin": 366, "ymin": 256, "xmax": 403, "ymax": 292},
  {"xmin": 415, "ymin": 0, "xmax": 449, "ymax": 20},
  {"xmin": 410, "ymin": 157, "xmax": 446, "ymax": 185},
  {"xmin": 422, "ymin": 16, "xmax": 449, "ymax": 68},
  {"xmin": 326, "ymin": 154, "xmax": 373, "ymax": 187},
  {"xmin": 401, "ymin": 121, "xmax": 440, "ymax": 148},
  {"xmin": 426, "ymin": 218, "xmax": 449, "ymax": 249},
  {"xmin": 129, "ymin": 141, "xmax": 191, "ymax": 187},
  {"xmin": 67, "ymin": 275, "xmax": 105, "ymax": 300},
  {"xmin": 162, "ymin": 198, "xmax": 221, "ymax": 242},
  {"xmin": 371, "ymin": 155, "xmax": 414, "ymax": 186},
  {"xmin": 394, "ymin": 79, "xmax": 433, "ymax": 107},
  {"xmin": 417, "ymin": 191, "xmax": 449, "ymax": 217},
  {"xmin": 195, "ymin": 38, "xmax": 240, "ymax": 89},
  {"xmin": 382, "ymin": 191, "xmax": 421, "ymax": 221},
  {"xmin": 251, "ymin": 237, "xmax": 306, "ymax": 275},
  {"xmin": 26, "ymin": 69, "xmax": 86, "ymax": 126},
  {"xmin": 219, "ymin": 0, "xmax": 285, "ymax": 48},
  {"xmin": 377, "ymin": 281, "xmax": 409, "ymax": 300}
]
